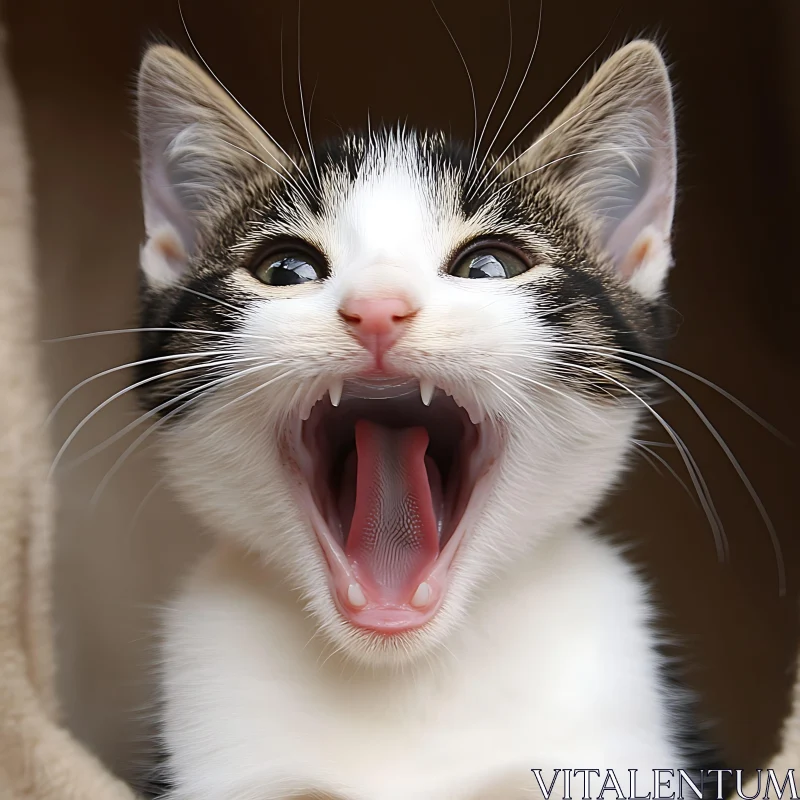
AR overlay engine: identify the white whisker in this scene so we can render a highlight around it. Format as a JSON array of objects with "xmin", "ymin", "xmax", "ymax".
[
  {"xmin": 46, "ymin": 326, "xmax": 271, "ymax": 343},
  {"xmin": 633, "ymin": 439, "xmax": 696, "ymax": 506},
  {"xmin": 571, "ymin": 362, "xmax": 728, "ymax": 562},
  {"xmin": 128, "ymin": 478, "xmax": 166, "ymax": 534},
  {"xmin": 177, "ymin": 1, "xmax": 317, "ymax": 200},
  {"xmin": 89, "ymin": 363, "xmax": 302, "ymax": 507},
  {"xmin": 216, "ymin": 139, "xmax": 310, "ymax": 203},
  {"xmin": 550, "ymin": 342, "xmax": 787, "ymax": 442},
  {"xmin": 66, "ymin": 356, "xmax": 277, "ymax": 470},
  {"xmin": 178, "ymin": 285, "xmax": 251, "ymax": 315},
  {"xmin": 467, "ymin": 0, "xmax": 515, "ymax": 187},
  {"xmin": 633, "ymin": 441, "xmax": 663, "ymax": 474},
  {"xmin": 482, "ymin": 373, "xmax": 531, "ymax": 417},
  {"xmin": 493, "ymin": 365, "xmax": 608, "ymax": 425},
  {"xmin": 46, "ymin": 348, "xmax": 239, "ymax": 427},
  {"xmin": 486, "ymin": 146, "xmax": 654, "ymax": 204},
  {"xmin": 49, "ymin": 355, "xmax": 285, "ymax": 478},
  {"xmin": 471, "ymin": 18, "xmax": 619, "ymax": 197},
  {"xmin": 466, "ymin": 0, "xmax": 542, "ymax": 195},
  {"xmin": 296, "ymin": 0, "xmax": 320, "ymax": 186},
  {"xmin": 430, "ymin": 0, "xmax": 478, "ymax": 179},
  {"xmin": 550, "ymin": 343, "xmax": 786, "ymax": 594},
  {"xmin": 507, "ymin": 351, "xmax": 728, "ymax": 562}
]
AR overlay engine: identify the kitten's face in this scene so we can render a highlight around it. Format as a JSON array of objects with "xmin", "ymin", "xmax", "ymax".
[{"xmin": 136, "ymin": 41, "xmax": 676, "ymax": 664}]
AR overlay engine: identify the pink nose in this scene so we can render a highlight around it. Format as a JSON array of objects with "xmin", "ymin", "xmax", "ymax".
[{"xmin": 339, "ymin": 296, "xmax": 417, "ymax": 364}]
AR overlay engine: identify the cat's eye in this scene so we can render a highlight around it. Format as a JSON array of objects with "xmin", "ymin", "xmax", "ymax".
[
  {"xmin": 449, "ymin": 246, "xmax": 530, "ymax": 279},
  {"xmin": 252, "ymin": 249, "xmax": 325, "ymax": 286}
]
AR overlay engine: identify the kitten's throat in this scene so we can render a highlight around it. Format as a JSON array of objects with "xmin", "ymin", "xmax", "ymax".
[{"xmin": 287, "ymin": 378, "xmax": 501, "ymax": 635}]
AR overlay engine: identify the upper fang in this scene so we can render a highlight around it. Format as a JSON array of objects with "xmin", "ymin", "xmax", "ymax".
[
  {"xmin": 329, "ymin": 379, "xmax": 343, "ymax": 407},
  {"xmin": 420, "ymin": 379, "xmax": 434, "ymax": 406}
]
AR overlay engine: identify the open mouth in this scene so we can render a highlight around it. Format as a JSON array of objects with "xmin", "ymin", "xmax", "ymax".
[{"xmin": 287, "ymin": 377, "xmax": 501, "ymax": 634}]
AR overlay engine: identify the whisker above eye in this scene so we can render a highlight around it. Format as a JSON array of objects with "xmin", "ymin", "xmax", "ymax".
[
  {"xmin": 485, "ymin": 146, "xmax": 656, "ymax": 204},
  {"xmin": 469, "ymin": 11, "xmax": 619, "ymax": 199},
  {"xmin": 466, "ymin": 0, "xmax": 516, "ymax": 191},
  {"xmin": 278, "ymin": 21, "xmax": 307, "ymax": 176},
  {"xmin": 475, "ymin": 94, "xmax": 606, "ymax": 198},
  {"xmin": 466, "ymin": 0, "xmax": 543, "ymax": 197},
  {"xmin": 177, "ymin": 1, "xmax": 318, "ymax": 201},
  {"xmin": 295, "ymin": 0, "xmax": 321, "ymax": 188},
  {"xmin": 216, "ymin": 139, "xmax": 313, "ymax": 206},
  {"xmin": 430, "ymin": 0, "xmax": 478, "ymax": 181}
]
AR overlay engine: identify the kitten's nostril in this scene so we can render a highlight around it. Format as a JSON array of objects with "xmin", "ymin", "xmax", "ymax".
[{"xmin": 338, "ymin": 309, "xmax": 363, "ymax": 325}]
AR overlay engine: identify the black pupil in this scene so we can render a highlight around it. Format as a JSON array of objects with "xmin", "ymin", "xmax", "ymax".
[
  {"xmin": 466, "ymin": 253, "xmax": 506, "ymax": 279},
  {"xmin": 264, "ymin": 255, "xmax": 318, "ymax": 285}
]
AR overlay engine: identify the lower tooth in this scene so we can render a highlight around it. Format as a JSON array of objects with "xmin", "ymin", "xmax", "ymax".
[
  {"xmin": 347, "ymin": 583, "xmax": 367, "ymax": 608},
  {"xmin": 411, "ymin": 582, "xmax": 432, "ymax": 608}
]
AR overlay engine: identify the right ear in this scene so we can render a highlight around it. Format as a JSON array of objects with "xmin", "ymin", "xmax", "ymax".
[
  {"xmin": 137, "ymin": 45, "xmax": 285, "ymax": 287},
  {"xmin": 514, "ymin": 41, "xmax": 677, "ymax": 301}
]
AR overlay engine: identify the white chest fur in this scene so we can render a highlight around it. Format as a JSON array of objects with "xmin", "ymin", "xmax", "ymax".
[{"xmin": 161, "ymin": 527, "xmax": 679, "ymax": 800}]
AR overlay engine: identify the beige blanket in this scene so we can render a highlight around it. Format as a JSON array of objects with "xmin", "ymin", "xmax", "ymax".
[{"xmin": 0, "ymin": 18, "xmax": 136, "ymax": 800}]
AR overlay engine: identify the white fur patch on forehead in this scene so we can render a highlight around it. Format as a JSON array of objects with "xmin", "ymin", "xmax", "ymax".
[
  {"xmin": 317, "ymin": 135, "xmax": 464, "ymax": 281},
  {"xmin": 333, "ymin": 162, "xmax": 451, "ymax": 280}
]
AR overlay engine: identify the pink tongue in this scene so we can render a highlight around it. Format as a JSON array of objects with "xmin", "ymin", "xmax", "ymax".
[{"xmin": 345, "ymin": 420, "xmax": 440, "ymax": 604}]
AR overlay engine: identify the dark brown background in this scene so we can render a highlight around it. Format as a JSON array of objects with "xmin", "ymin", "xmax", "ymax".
[{"xmin": 6, "ymin": 0, "xmax": 799, "ymax": 777}]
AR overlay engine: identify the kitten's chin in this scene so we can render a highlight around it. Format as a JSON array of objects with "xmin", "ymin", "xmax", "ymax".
[{"xmin": 281, "ymin": 377, "xmax": 502, "ymax": 638}]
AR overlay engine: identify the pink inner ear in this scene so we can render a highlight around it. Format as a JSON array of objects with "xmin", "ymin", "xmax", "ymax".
[
  {"xmin": 617, "ymin": 231, "xmax": 653, "ymax": 282},
  {"xmin": 140, "ymin": 223, "xmax": 190, "ymax": 288},
  {"xmin": 152, "ymin": 228, "xmax": 187, "ymax": 266},
  {"xmin": 598, "ymin": 149, "xmax": 675, "ymax": 297},
  {"xmin": 603, "ymin": 157, "xmax": 673, "ymax": 259}
]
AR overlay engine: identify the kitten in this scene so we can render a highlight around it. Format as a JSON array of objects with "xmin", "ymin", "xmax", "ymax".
[{"xmin": 135, "ymin": 39, "xmax": 718, "ymax": 800}]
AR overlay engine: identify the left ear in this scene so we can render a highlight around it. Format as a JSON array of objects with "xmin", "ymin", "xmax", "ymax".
[
  {"xmin": 519, "ymin": 40, "xmax": 677, "ymax": 300},
  {"xmin": 136, "ymin": 45, "xmax": 286, "ymax": 288}
]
